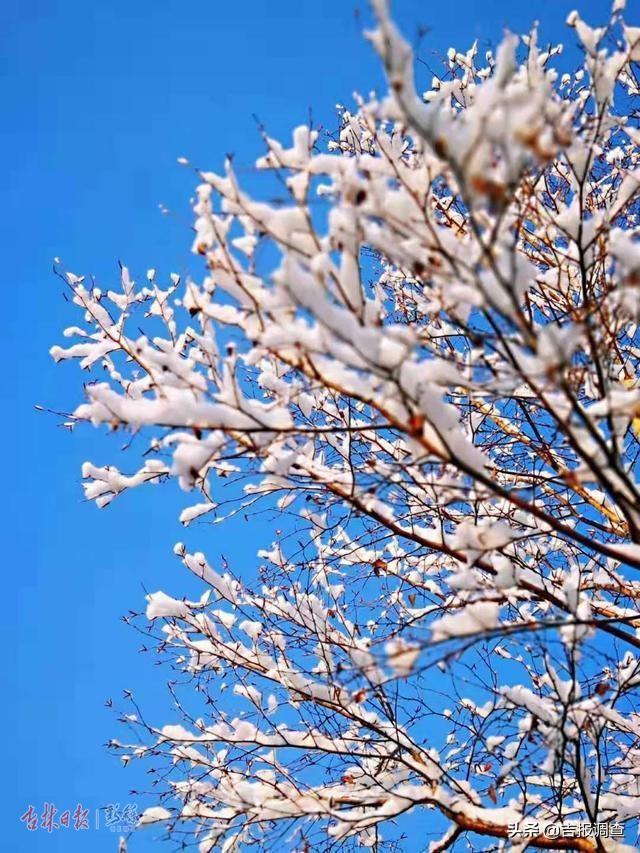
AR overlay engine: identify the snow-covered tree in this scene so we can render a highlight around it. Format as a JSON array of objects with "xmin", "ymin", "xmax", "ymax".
[{"xmin": 50, "ymin": 1, "xmax": 640, "ymax": 850}]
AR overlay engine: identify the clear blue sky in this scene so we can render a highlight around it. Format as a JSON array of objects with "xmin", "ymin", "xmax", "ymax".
[{"xmin": 2, "ymin": 0, "xmax": 612, "ymax": 849}]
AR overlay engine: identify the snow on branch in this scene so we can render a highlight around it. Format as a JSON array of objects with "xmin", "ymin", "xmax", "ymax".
[{"xmin": 51, "ymin": 1, "xmax": 640, "ymax": 850}]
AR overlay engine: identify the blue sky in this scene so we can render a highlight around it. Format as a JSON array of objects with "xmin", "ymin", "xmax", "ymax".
[{"xmin": 2, "ymin": 0, "xmax": 613, "ymax": 849}]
